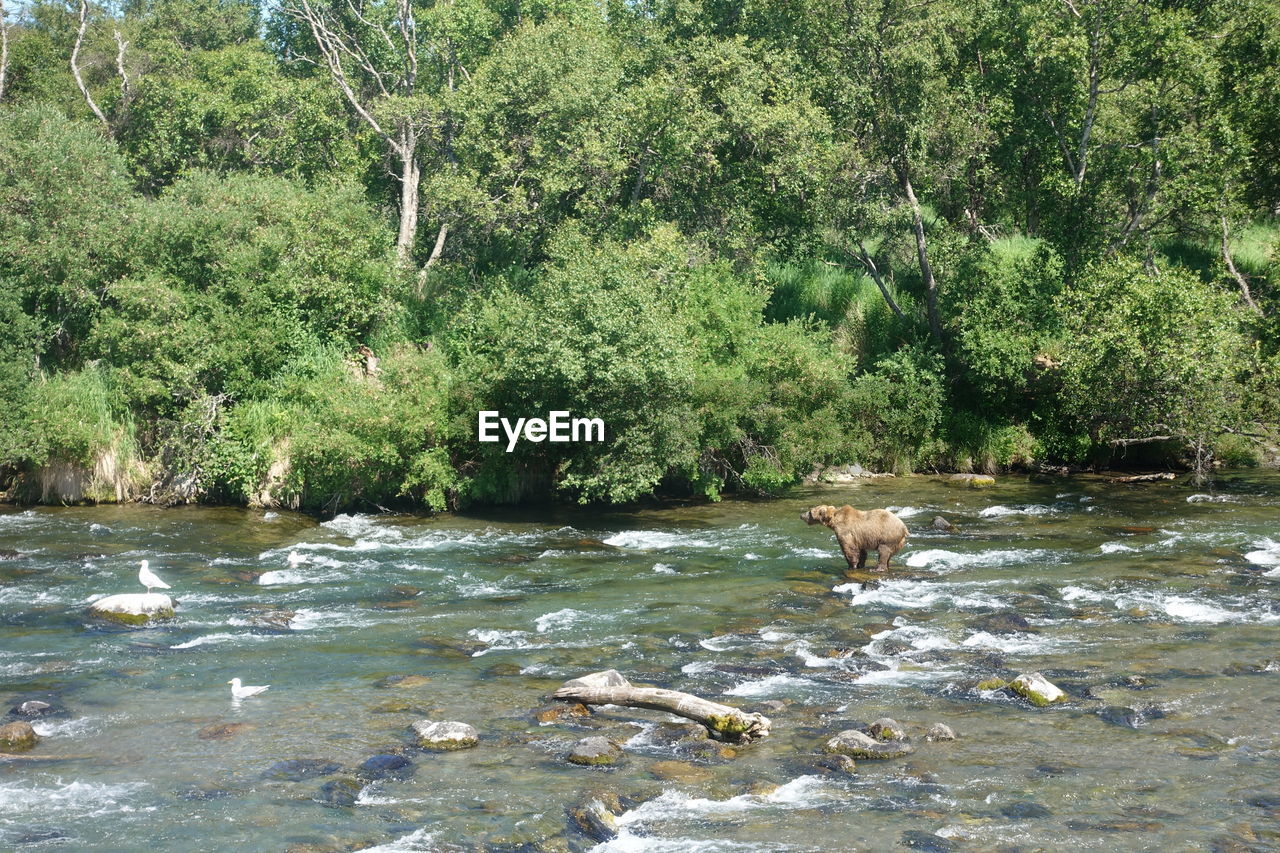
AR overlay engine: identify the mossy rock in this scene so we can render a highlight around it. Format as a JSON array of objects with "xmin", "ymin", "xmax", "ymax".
[
  {"xmin": 976, "ymin": 677, "xmax": 1011, "ymax": 692},
  {"xmin": 0, "ymin": 721, "xmax": 39, "ymax": 752},
  {"xmin": 567, "ymin": 736, "xmax": 622, "ymax": 767},
  {"xmin": 824, "ymin": 729, "xmax": 913, "ymax": 760},
  {"xmin": 411, "ymin": 720, "xmax": 478, "ymax": 750},
  {"xmin": 1010, "ymin": 672, "xmax": 1067, "ymax": 707}
]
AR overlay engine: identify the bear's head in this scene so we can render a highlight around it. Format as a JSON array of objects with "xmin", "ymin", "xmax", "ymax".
[{"xmin": 801, "ymin": 505, "xmax": 835, "ymax": 526}]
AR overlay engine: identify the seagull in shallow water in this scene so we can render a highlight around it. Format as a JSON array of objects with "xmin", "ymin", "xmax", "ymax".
[
  {"xmin": 286, "ymin": 550, "xmax": 305, "ymax": 568},
  {"xmin": 228, "ymin": 678, "xmax": 269, "ymax": 699},
  {"xmin": 138, "ymin": 560, "xmax": 171, "ymax": 595}
]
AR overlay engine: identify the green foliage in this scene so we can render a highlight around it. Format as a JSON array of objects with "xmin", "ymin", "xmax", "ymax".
[
  {"xmin": 847, "ymin": 344, "xmax": 946, "ymax": 474},
  {"xmin": 117, "ymin": 43, "xmax": 360, "ymax": 190},
  {"xmin": 946, "ymin": 237, "xmax": 1065, "ymax": 413},
  {"xmin": 1056, "ymin": 257, "xmax": 1249, "ymax": 450},
  {"xmin": 83, "ymin": 171, "xmax": 403, "ymax": 414},
  {"xmin": 3, "ymin": 0, "xmax": 1280, "ymax": 506},
  {"xmin": 0, "ymin": 106, "xmax": 134, "ymax": 365},
  {"xmin": 0, "ymin": 288, "xmax": 41, "ymax": 466}
]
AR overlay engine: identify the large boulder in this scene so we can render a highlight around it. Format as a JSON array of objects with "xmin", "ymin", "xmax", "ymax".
[
  {"xmin": 824, "ymin": 729, "xmax": 913, "ymax": 759},
  {"xmin": 411, "ymin": 720, "xmax": 478, "ymax": 750},
  {"xmin": 88, "ymin": 593, "xmax": 175, "ymax": 627},
  {"xmin": 0, "ymin": 721, "xmax": 39, "ymax": 752},
  {"xmin": 1010, "ymin": 672, "xmax": 1067, "ymax": 707}
]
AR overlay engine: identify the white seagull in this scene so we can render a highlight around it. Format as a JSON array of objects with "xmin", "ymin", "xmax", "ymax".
[
  {"xmin": 228, "ymin": 678, "xmax": 269, "ymax": 699},
  {"xmin": 286, "ymin": 550, "xmax": 305, "ymax": 568},
  {"xmin": 138, "ymin": 560, "xmax": 171, "ymax": 595}
]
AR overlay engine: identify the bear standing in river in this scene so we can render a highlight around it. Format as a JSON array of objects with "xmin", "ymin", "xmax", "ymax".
[{"xmin": 801, "ymin": 504, "xmax": 909, "ymax": 573}]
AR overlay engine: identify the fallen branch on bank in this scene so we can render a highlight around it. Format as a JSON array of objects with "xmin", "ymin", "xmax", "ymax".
[
  {"xmin": 1108, "ymin": 472, "xmax": 1177, "ymax": 483},
  {"xmin": 553, "ymin": 670, "xmax": 771, "ymax": 743}
]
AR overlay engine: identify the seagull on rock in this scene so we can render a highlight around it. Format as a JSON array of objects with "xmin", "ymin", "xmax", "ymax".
[
  {"xmin": 228, "ymin": 678, "xmax": 269, "ymax": 699},
  {"xmin": 138, "ymin": 560, "xmax": 171, "ymax": 595}
]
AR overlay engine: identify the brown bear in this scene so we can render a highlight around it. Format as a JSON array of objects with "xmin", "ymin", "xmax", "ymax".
[{"xmin": 801, "ymin": 504, "xmax": 909, "ymax": 572}]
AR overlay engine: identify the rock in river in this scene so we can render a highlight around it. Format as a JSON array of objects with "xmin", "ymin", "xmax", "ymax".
[
  {"xmin": 868, "ymin": 718, "xmax": 905, "ymax": 741},
  {"xmin": 1009, "ymin": 672, "xmax": 1067, "ymax": 707},
  {"xmin": 0, "ymin": 721, "xmax": 39, "ymax": 752},
  {"xmin": 412, "ymin": 720, "xmax": 478, "ymax": 750},
  {"xmin": 357, "ymin": 753, "xmax": 414, "ymax": 780},
  {"xmin": 824, "ymin": 729, "xmax": 913, "ymax": 760},
  {"xmin": 568, "ymin": 736, "xmax": 623, "ymax": 766},
  {"xmin": 88, "ymin": 593, "xmax": 175, "ymax": 627},
  {"xmin": 263, "ymin": 759, "xmax": 343, "ymax": 781},
  {"xmin": 314, "ymin": 777, "xmax": 362, "ymax": 808},
  {"xmin": 924, "ymin": 723, "xmax": 957, "ymax": 742}
]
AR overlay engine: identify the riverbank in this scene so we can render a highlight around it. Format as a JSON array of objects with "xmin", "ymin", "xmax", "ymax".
[{"xmin": 2, "ymin": 472, "xmax": 1278, "ymax": 850}]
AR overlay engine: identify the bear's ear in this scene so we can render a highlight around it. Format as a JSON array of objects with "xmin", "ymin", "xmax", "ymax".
[{"xmin": 815, "ymin": 505, "xmax": 834, "ymax": 523}]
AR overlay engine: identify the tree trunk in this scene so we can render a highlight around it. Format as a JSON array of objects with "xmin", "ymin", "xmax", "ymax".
[
  {"xmin": 0, "ymin": 0, "xmax": 10, "ymax": 103},
  {"xmin": 899, "ymin": 169, "xmax": 942, "ymax": 345},
  {"xmin": 396, "ymin": 138, "xmax": 420, "ymax": 264},
  {"xmin": 553, "ymin": 670, "xmax": 771, "ymax": 743}
]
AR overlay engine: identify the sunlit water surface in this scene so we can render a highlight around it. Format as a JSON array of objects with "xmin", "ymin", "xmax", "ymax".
[{"xmin": 2, "ymin": 473, "xmax": 1279, "ymax": 851}]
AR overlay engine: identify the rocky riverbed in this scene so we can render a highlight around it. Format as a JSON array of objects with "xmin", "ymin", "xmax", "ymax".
[{"xmin": 1, "ymin": 472, "xmax": 1279, "ymax": 851}]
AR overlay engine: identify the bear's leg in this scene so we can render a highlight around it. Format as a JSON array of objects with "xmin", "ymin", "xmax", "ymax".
[
  {"xmin": 875, "ymin": 543, "xmax": 894, "ymax": 572},
  {"xmin": 856, "ymin": 549, "xmax": 867, "ymax": 569}
]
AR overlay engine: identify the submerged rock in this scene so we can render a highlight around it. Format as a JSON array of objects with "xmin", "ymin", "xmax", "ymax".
[
  {"xmin": 924, "ymin": 723, "xmax": 957, "ymax": 742},
  {"xmin": 1000, "ymin": 800, "xmax": 1053, "ymax": 819},
  {"xmin": 901, "ymin": 829, "xmax": 958, "ymax": 851},
  {"xmin": 314, "ymin": 777, "xmax": 362, "ymax": 808},
  {"xmin": 263, "ymin": 759, "xmax": 343, "ymax": 781},
  {"xmin": 785, "ymin": 753, "xmax": 857, "ymax": 777},
  {"xmin": 567, "ymin": 736, "xmax": 622, "ymax": 766},
  {"xmin": 931, "ymin": 516, "xmax": 957, "ymax": 533},
  {"xmin": 0, "ymin": 721, "xmax": 39, "ymax": 752},
  {"xmin": 533, "ymin": 703, "xmax": 591, "ymax": 725},
  {"xmin": 1009, "ymin": 672, "xmax": 1067, "ymax": 707},
  {"xmin": 88, "ymin": 593, "xmax": 175, "ymax": 627},
  {"xmin": 375, "ymin": 674, "xmax": 432, "ymax": 689},
  {"xmin": 648, "ymin": 760, "xmax": 712, "ymax": 784},
  {"xmin": 948, "ymin": 473, "xmax": 996, "ymax": 488},
  {"xmin": 197, "ymin": 722, "xmax": 254, "ymax": 741},
  {"xmin": 412, "ymin": 720, "xmax": 479, "ymax": 750},
  {"xmin": 824, "ymin": 729, "xmax": 913, "ymax": 759},
  {"xmin": 357, "ymin": 753, "xmax": 413, "ymax": 781},
  {"xmin": 972, "ymin": 611, "xmax": 1037, "ymax": 634}
]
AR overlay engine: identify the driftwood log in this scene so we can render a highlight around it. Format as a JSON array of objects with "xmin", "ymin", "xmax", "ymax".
[
  {"xmin": 1108, "ymin": 472, "xmax": 1177, "ymax": 483},
  {"xmin": 553, "ymin": 670, "xmax": 771, "ymax": 743}
]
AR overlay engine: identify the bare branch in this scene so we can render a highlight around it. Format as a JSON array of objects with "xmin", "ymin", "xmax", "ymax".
[
  {"xmin": 1108, "ymin": 435, "xmax": 1175, "ymax": 447},
  {"xmin": 71, "ymin": 0, "xmax": 109, "ymax": 128},
  {"xmin": 1222, "ymin": 215, "xmax": 1263, "ymax": 315},
  {"xmin": 289, "ymin": 0, "xmax": 397, "ymax": 151},
  {"xmin": 113, "ymin": 29, "xmax": 130, "ymax": 99},
  {"xmin": 855, "ymin": 240, "xmax": 907, "ymax": 321}
]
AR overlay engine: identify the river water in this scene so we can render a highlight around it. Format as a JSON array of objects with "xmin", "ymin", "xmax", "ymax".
[{"xmin": 1, "ymin": 473, "xmax": 1279, "ymax": 851}]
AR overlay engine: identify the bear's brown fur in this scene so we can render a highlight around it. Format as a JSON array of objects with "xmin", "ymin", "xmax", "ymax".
[{"xmin": 801, "ymin": 504, "xmax": 909, "ymax": 572}]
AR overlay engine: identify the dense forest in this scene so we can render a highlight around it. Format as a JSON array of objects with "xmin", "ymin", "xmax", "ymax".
[{"xmin": 0, "ymin": 0, "xmax": 1277, "ymax": 511}]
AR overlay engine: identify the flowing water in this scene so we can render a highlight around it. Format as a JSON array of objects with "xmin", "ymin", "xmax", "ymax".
[{"xmin": 2, "ymin": 473, "xmax": 1279, "ymax": 851}]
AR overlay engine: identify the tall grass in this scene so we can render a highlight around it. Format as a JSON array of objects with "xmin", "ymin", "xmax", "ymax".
[{"xmin": 764, "ymin": 259, "xmax": 917, "ymax": 364}]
